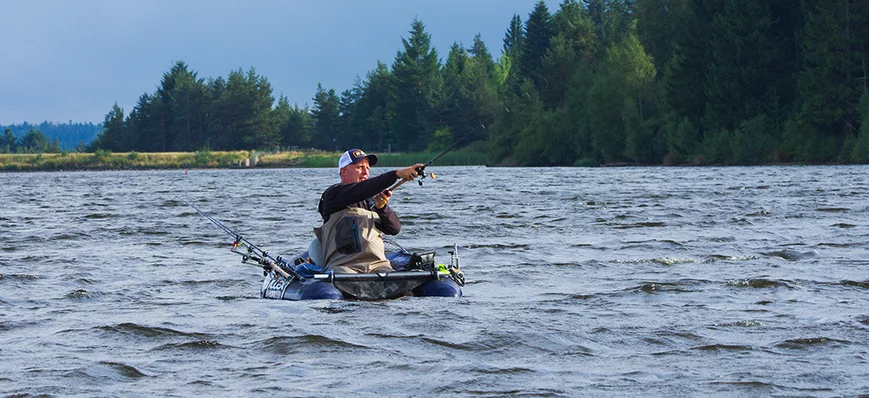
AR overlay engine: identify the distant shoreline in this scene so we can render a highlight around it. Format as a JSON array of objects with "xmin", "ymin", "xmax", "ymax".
[{"xmin": 0, "ymin": 150, "xmax": 489, "ymax": 172}]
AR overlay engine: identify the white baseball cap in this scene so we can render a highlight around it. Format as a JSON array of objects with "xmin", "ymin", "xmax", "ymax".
[{"xmin": 337, "ymin": 148, "xmax": 379, "ymax": 172}]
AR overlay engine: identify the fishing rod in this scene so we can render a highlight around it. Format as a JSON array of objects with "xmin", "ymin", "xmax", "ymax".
[
  {"xmin": 380, "ymin": 131, "xmax": 477, "ymax": 199},
  {"xmin": 183, "ymin": 199, "xmax": 302, "ymax": 280}
]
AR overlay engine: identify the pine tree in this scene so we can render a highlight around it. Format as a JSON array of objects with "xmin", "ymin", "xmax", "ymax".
[
  {"xmin": 589, "ymin": 35, "xmax": 659, "ymax": 164},
  {"xmin": 353, "ymin": 62, "xmax": 392, "ymax": 151},
  {"xmin": 93, "ymin": 103, "xmax": 126, "ymax": 151},
  {"xmin": 311, "ymin": 83, "xmax": 341, "ymax": 150},
  {"xmin": 662, "ymin": 0, "xmax": 722, "ymax": 159},
  {"xmin": 18, "ymin": 128, "xmax": 50, "ymax": 153},
  {"xmin": 539, "ymin": 34, "xmax": 578, "ymax": 109},
  {"xmin": 787, "ymin": 0, "xmax": 869, "ymax": 161},
  {"xmin": 552, "ymin": 0, "xmax": 599, "ymax": 62},
  {"xmin": 634, "ymin": 0, "xmax": 684, "ymax": 72},
  {"xmin": 274, "ymin": 96, "xmax": 312, "ymax": 148},
  {"xmin": 388, "ymin": 18, "xmax": 442, "ymax": 151},
  {"xmin": 519, "ymin": 1, "xmax": 553, "ymax": 92},
  {"xmin": 502, "ymin": 14, "xmax": 525, "ymax": 92},
  {"xmin": 703, "ymin": 0, "xmax": 788, "ymax": 135},
  {"xmin": 1, "ymin": 128, "xmax": 16, "ymax": 153}
]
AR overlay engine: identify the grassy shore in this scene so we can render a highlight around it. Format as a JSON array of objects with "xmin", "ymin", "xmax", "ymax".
[{"xmin": 0, "ymin": 149, "xmax": 488, "ymax": 172}]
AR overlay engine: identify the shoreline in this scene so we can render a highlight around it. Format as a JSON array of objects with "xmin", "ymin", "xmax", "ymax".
[
  {"xmin": 0, "ymin": 150, "xmax": 490, "ymax": 172},
  {"xmin": 1, "ymin": 150, "xmax": 858, "ymax": 172}
]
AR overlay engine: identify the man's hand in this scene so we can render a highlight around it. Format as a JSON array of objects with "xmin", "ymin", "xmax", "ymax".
[
  {"xmin": 374, "ymin": 189, "xmax": 392, "ymax": 209},
  {"xmin": 396, "ymin": 163, "xmax": 425, "ymax": 180}
]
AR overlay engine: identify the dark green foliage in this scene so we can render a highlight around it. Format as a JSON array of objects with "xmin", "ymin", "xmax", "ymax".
[
  {"xmin": 1, "ymin": 128, "xmax": 17, "ymax": 153},
  {"xmin": 388, "ymin": 19, "xmax": 442, "ymax": 152},
  {"xmin": 702, "ymin": 0, "xmax": 790, "ymax": 134},
  {"xmin": 90, "ymin": 62, "xmax": 281, "ymax": 153},
  {"xmin": 89, "ymin": 103, "xmax": 128, "ymax": 152},
  {"xmin": 552, "ymin": 0, "xmax": 599, "ymax": 63},
  {"xmin": 584, "ymin": 0, "xmax": 633, "ymax": 47},
  {"xmin": 502, "ymin": 14, "xmax": 525, "ymax": 92},
  {"xmin": 519, "ymin": 1, "xmax": 554, "ymax": 92},
  {"xmin": 634, "ymin": 0, "xmax": 683, "ymax": 71},
  {"xmin": 785, "ymin": 0, "xmax": 869, "ymax": 162},
  {"xmin": 15, "ymin": 128, "xmax": 61, "ymax": 153},
  {"xmin": 730, "ymin": 114, "xmax": 776, "ymax": 165},
  {"xmin": 849, "ymin": 90, "xmax": 869, "ymax": 162},
  {"xmin": 0, "ymin": 122, "xmax": 101, "ymax": 152},
  {"xmin": 350, "ymin": 62, "xmax": 392, "ymax": 151},
  {"xmin": 590, "ymin": 34, "xmax": 659, "ymax": 164},
  {"xmin": 274, "ymin": 96, "xmax": 312, "ymax": 148},
  {"xmin": 311, "ymin": 84, "xmax": 341, "ymax": 150},
  {"xmin": 665, "ymin": 116, "xmax": 700, "ymax": 163},
  {"xmin": 441, "ymin": 38, "xmax": 499, "ymax": 147},
  {"xmin": 664, "ymin": 0, "xmax": 720, "ymax": 132},
  {"xmin": 77, "ymin": 3, "xmax": 869, "ymax": 166}
]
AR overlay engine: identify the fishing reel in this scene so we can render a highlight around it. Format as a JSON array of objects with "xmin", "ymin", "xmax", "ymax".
[
  {"xmin": 447, "ymin": 243, "xmax": 465, "ymax": 287},
  {"xmin": 414, "ymin": 166, "xmax": 435, "ymax": 186}
]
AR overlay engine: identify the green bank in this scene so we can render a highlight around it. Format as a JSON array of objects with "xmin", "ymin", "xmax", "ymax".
[{"xmin": 0, "ymin": 150, "xmax": 487, "ymax": 172}]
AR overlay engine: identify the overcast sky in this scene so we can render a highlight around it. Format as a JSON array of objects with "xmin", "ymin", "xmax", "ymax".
[{"xmin": 1, "ymin": 0, "xmax": 556, "ymax": 125}]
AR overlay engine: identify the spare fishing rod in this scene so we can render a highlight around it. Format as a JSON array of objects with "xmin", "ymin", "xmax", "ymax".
[{"xmin": 183, "ymin": 199, "xmax": 303, "ymax": 280}]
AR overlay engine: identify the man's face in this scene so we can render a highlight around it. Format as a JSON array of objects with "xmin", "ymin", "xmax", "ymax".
[{"xmin": 340, "ymin": 158, "xmax": 370, "ymax": 184}]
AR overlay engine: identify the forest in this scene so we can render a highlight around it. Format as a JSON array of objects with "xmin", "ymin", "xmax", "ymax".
[
  {"xmin": 82, "ymin": 0, "xmax": 869, "ymax": 165},
  {"xmin": 0, "ymin": 122, "xmax": 101, "ymax": 153}
]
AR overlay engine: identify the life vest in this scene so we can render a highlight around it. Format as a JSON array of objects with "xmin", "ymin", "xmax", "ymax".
[{"xmin": 313, "ymin": 207, "xmax": 393, "ymax": 274}]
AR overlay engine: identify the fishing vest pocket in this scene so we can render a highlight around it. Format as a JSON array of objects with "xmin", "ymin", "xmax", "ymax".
[{"xmin": 334, "ymin": 216, "xmax": 362, "ymax": 254}]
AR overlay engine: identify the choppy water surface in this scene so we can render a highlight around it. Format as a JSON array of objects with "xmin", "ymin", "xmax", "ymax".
[{"xmin": 1, "ymin": 166, "xmax": 868, "ymax": 396}]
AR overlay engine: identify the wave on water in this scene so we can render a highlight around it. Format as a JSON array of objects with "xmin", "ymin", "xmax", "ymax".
[
  {"xmin": 612, "ymin": 221, "xmax": 667, "ymax": 229},
  {"xmin": 816, "ymin": 207, "xmax": 850, "ymax": 213},
  {"xmin": 711, "ymin": 320, "xmax": 764, "ymax": 327},
  {"xmin": 153, "ymin": 340, "xmax": 225, "ymax": 351},
  {"xmin": 763, "ymin": 249, "xmax": 818, "ymax": 261},
  {"xmin": 774, "ymin": 337, "xmax": 847, "ymax": 350},
  {"xmin": 83, "ymin": 213, "xmax": 114, "ymax": 219},
  {"xmin": 830, "ymin": 223, "xmax": 856, "ymax": 228},
  {"xmin": 49, "ymin": 231, "xmax": 92, "ymax": 241},
  {"xmin": 66, "ymin": 361, "xmax": 149, "ymax": 381},
  {"xmin": 840, "ymin": 280, "xmax": 869, "ymax": 289},
  {"xmin": 614, "ymin": 257, "xmax": 699, "ymax": 265},
  {"xmin": 692, "ymin": 343, "xmax": 754, "ymax": 351},
  {"xmin": 0, "ymin": 273, "xmax": 40, "ymax": 281},
  {"xmin": 97, "ymin": 323, "xmax": 210, "ymax": 340},
  {"xmin": 64, "ymin": 289, "xmax": 103, "ymax": 300},
  {"xmin": 726, "ymin": 278, "xmax": 794, "ymax": 289},
  {"xmin": 704, "ymin": 254, "xmax": 761, "ymax": 262},
  {"xmin": 258, "ymin": 334, "xmax": 367, "ymax": 355},
  {"xmin": 632, "ymin": 281, "xmax": 702, "ymax": 294}
]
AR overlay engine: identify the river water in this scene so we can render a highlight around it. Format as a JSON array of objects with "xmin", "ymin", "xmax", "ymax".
[{"xmin": 1, "ymin": 166, "xmax": 868, "ymax": 396}]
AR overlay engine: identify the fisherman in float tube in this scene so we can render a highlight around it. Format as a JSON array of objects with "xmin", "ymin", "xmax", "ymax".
[{"xmin": 311, "ymin": 149, "xmax": 423, "ymax": 273}]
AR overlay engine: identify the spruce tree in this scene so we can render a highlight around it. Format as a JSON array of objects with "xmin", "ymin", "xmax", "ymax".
[
  {"xmin": 519, "ymin": 1, "xmax": 553, "ymax": 92},
  {"xmin": 388, "ymin": 19, "xmax": 442, "ymax": 151},
  {"xmin": 311, "ymin": 83, "xmax": 341, "ymax": 150}
]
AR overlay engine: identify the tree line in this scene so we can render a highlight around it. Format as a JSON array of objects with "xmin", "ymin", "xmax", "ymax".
[
  {"xmin": 1, "ymin": 122, "xmax": 101, "ymax": 153},
  {"xmin": 91, "ymin": 0, "xmax": 869, "ymax": 165}
]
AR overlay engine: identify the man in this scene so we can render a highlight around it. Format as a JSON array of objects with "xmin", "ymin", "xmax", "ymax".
[{"xmin": 314, "ymin": 148, "xmax": 423, "ymax": 273}]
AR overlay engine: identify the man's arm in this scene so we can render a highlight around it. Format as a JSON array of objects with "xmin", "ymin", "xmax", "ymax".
[
  {"xmin": 320, "ymin": 171, "xmax": 398, "ymax": 219},
  {"xmin": 374, "ymin": 202, "xmax": 400, "ymax": 235}
]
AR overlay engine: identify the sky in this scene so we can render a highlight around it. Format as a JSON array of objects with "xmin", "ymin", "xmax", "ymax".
[{"xmin": 1, "ymin": 0, "xmax": 556, "ymax": 125}]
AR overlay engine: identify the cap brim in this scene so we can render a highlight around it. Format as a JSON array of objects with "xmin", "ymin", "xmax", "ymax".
[{"xmin": 365, "ymin": 154, "xmax": 378, "ymax": 167}]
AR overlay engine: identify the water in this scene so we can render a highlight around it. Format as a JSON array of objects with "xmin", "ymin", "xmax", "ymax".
[{"xmin": 1, "ymin": 166, "xmax": 868, "ymax": 396}]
